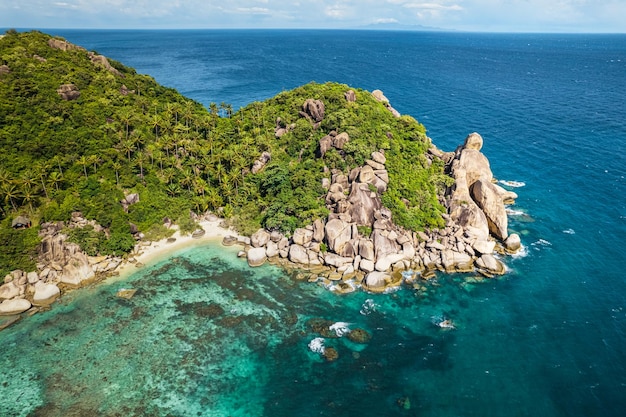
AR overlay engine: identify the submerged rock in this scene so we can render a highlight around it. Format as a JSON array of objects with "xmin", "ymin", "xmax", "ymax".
[{"xmin": 347, "ymin": 328, "xmax": 371, "ymax": 344}]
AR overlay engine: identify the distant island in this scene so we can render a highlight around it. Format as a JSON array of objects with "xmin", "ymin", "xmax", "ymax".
[
  {"xmin": 359, "ymin": 22, "xmax": 449, "ymax": 31},
  {"xmin": 0, "ymin": 30, "xmax": 520, "ymax": 320}
]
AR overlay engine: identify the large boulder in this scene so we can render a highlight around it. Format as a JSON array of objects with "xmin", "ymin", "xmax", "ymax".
[
  {"xmin": 59, "ymin": 253, "xmax": 95, "ymax": 286},
  {"xmin": 288, "ymin": 244, "xmax": 310, "ymax": 265},
  {"xmin": 292, "ymin": 228, "xmax": 313, "ymax": 246},
  {"xmin": 301, "ymin": 99, "xmax": 325, "ymax": 123},
  {"xmin": 375, "ymin": 253, "xmax": 406, "ymax": 272},
  {"xmin": 324, "ymin": 219, "xmax": 352, "ymax": 253},
  {"xmin": 358, "ymin": 239, "xmax": 375, "ymax": 261},
  {"xmin": 33, "ymin": 282, "xmax": 60, "ymax": 306},
  {"xmin": 363, "ymin": 271, "xmax": 390, "ymax": 291},
  {"xmin": 348, "ymin": 183, "xmax": 381, "ymax": 226},
  {"xmin": 455, "ymin": 148, "xmax": 493, "ymax": 188},
  {"xmin": 332, "ymin": 132, "xmax": 350, "ymax": 149},
  {"xmin": 251, "ymin": 151, "xmax": 271, "ymax": 174},
  {"xmin": 504, "ymin": 233, "xmax": 522, "ymax": 253},
  {"xmin": 372, "ymin": 229, "xmax": 400, "ymax": 260},
  {"xmin": 312, "ymin": 219, "xmax": 325, "ymax": 242},
  {"xmin": 251, "ymin": 229, "xmax": 271, "ymax": 248},
  {"xmin": 448, "ymin": 166, "xmax": 490, "ymax": 239},
  {"xmin": 463, "ymin": 132, "xmax": 483, "ymax": 151},
  {"xmin": 323, "ymin": 253, "xmax": 354, "ymax": 268},
  {"xmin": 476, "ymin": 254, "xmax": 506, "ymax": 275},
  {"xmin": 471, "ymin": 179, "xmax": 508, "ymax": 240},
  {"xmin": 0, "ymin": 298, "xmax": 31, "ymax": 315},
  {"xmin": 0, "ymin": 281, "xmax": 20, "ymax": 300},
  {"xmin": 247, "ymin": 247, "xmax": 267, "ymax": 267}
]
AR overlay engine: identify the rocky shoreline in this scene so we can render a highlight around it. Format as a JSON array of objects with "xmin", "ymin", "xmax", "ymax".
[
  {"xmin": 233, "ymin": 130, "xmax": 521, "ymax": 294},
  {"xmin": 0, "ymin": 212, "xmax": 235, "ymax": 323}
]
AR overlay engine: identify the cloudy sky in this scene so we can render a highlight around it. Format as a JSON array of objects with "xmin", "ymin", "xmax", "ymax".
[{"xmin": 2, "ymin": 0, "xmax": 625, "ymax": 32}]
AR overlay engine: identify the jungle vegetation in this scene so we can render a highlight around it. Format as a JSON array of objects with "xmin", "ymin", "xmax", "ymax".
[{"xmin": 0, "ymin": 30, "xmax": 448, "ymax": 276}]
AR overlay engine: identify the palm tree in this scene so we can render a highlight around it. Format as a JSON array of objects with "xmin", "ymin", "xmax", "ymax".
[
  {"xmin": 47, "ymin": 171, "xmax": 63, "ymax": 191},
  {"xmin": 2, "ymin": 183, "xmax": 20, "ymax": 212},
  {"xmin": 118, "ymin": 107, "xmax": 134, "ymax": 140},
  {"xmin": 182, "ymin": 100, "xmax": 195, "ymax": 128},
  {"xmin": 150, "ymin": 114, "xmax": 163, "ymax": 140},
  {"xmin": 19, "ymin": 170, "xmax": 37, "ymax": 194},
  {"xmin": 88, "ymin": 154, "xmax": 101, "ymax": 175},
  {"xmin": 21, "ymin": 186, "xmax": 36, "ymax": 214},
  {"xmin": 133, "ymin": 151, "xmax": 149, "ymax": 182},
  {"xmin": 111, "ymin": 162, "xmax": 122, "ymax": 185},
  {"xmin": 209, "ymin": 102, "xmax": 219, "ymax": 118},
  {"xmin": 180, "ymin": 168, "xmax": 194, "ymax": 193},
  {"xmin": 77, "ymin": 155, "xmax": 90, "ymax": 180},
  {"xmin": 119, "ymin": 138, "xmax": 136, "ymax": 162},
  {"xmin": 166, "ymin": 183, "xmax": 182, "ymax": 197},
  {"xmin": 33, "ymin": 161, "xmax": 50, "ymax": 199}
]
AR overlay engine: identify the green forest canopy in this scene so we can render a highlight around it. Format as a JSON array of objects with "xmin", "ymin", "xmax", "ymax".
[{"xmin": 0, "ymin": 29, "xmax": 449, "ymax": 276}]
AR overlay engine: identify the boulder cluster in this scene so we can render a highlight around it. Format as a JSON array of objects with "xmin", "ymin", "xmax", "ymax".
[
  {"xmin": 0, "ymin": 212, "xmax": 122, "ymax": 317},
  {"xmin": 236, "ymin": 92, "xmax": 521, "ymax": 293}
]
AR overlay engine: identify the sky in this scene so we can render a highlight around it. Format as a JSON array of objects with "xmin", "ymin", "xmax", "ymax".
[{"xmin": 1, "ymin": 0, "xmax": 626, "ymax": 33}]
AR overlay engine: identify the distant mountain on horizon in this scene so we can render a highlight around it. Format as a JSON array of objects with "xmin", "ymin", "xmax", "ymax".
[{"xmin": 359, "ymin": 22, "xmax": 451, "ymax": 32}]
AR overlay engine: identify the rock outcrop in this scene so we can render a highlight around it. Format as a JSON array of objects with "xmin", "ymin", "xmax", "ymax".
[
  {"xmin": 372, "ymin": 89, "xmax": 401, "ymax": 118},
  {"xmin": 241, "ymin": 123, "xmax": 519, "ymax": 293},
  {"xmin": 57, "ymin": 83, "xmax": 80, "ymax": 100}
]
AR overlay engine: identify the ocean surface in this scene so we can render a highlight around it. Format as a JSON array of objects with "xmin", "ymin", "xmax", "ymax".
[{"xmin": 2, "ymin": 30, "xmax": 626, "ymax": 416}]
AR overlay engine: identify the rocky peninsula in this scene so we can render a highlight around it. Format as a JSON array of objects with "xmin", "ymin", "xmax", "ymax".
[
  {"xmin": 234, "ymin": 125, "xmax": 521, "ymax": 294},
  {"xmin": 0, "ymin": 87, "xmax": 521, "ymax": 323}
]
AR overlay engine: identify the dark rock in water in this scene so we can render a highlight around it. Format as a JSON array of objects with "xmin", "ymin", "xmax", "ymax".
[
  {"xmin": 116, "ymin": 288, "xmax": 137, "ymax": 299},
  {"xmin": 307, "ymin": 318, "xmax": 338, "ymax": 338},
  {"xmin": 323, "ymin": 346, "xmax": 339, "ymax": 362},
  {"xmin": 175, "ymin": 301, "xmax": 225, "ymax": 318},
  {"xmin": 347, "ymin": 328, "xmax": 372, "ymax": 344},
  {"xmin": 397, "ymin": 396, "xmax": 411, "ymax": 410}
]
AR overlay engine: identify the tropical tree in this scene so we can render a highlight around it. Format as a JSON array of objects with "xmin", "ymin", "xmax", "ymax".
[
  {"xmin": 77, "ymin": 155, "xmax": 90, "ymax": 180},
  {"xmin": 2, "ymin": 183, "xmax": 20, "ymax": 212},
  {"xmin": 47, "ymin": 171, "xmax": 63, "ymax": 191},
  {"xmin": 33, "ymin": 161, "xmax": 50, "ymax": 199}
]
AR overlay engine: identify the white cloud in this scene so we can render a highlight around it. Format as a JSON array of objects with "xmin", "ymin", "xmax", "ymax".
[
  {"xmin": 236, "ymin": 7, "xmax": 270, "ymax": 14},
  {"xmin": 373, "ymin": 17, "xmax": 400, "ymax": 24},
  {"xmin": 1, "ymin": 0, "xmax": 625, "ymax": 32},
  {"xmin": 404, "ymin": 2, "xmax": 463, "ymax": 12}
]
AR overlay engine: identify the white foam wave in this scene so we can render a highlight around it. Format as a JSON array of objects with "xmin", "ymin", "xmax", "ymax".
[
  {"xmin": 308, "ymin": 337, "xmax": 325, "ymax": 354},
  {"xmin": 506, "ymin": 208, "xmax": 526, "ymax": 216},
  {"xmin": 531, "ymin": 239, "xmax": 552, "ymax": 248},
  {"xmin": 329, "ymin": 322, "xmax": 351, "ymax": 337},
  {"xmin": 499, "ymin": 180, "xmax": 526, "ymax": 188},
  {"xmin": 360, "ymin": 299, "xmax": 377, "ymax": 315},
  {"xmin": 510, "ymin": 244, "xmax": 529, "ymax": 259}
]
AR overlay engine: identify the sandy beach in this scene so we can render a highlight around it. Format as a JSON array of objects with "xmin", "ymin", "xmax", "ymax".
[{"xmin": 116, "ymin": 218, "xmax": 244, "ymax": 279}]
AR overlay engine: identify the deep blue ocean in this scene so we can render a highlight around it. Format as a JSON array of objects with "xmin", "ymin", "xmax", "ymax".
[{"xmin": 1, "ymin": 30, "xmax": 626, "ymax": 416}]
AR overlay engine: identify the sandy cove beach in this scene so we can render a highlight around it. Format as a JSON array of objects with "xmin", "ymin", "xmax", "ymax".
[{"xmin": 116, "ymin": 218, "xmax": 243, "ymax": 279}]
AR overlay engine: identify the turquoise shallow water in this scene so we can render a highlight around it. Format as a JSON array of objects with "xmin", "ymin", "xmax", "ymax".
[{"xmin": 2, "ymin": 30, "xmax": 626, "ymax": 416}]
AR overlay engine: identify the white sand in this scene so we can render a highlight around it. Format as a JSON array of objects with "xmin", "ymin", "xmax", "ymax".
[{"xmin": 116, "ymin": 219, "xmax": 244, "ymax": 279}]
